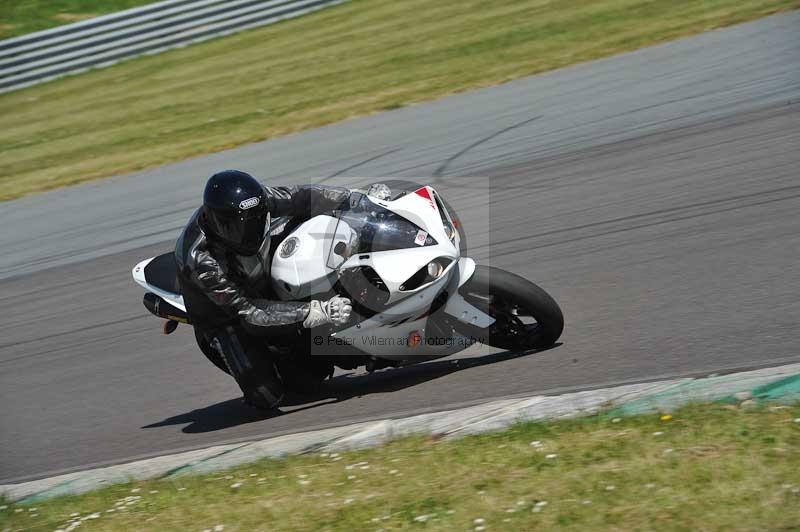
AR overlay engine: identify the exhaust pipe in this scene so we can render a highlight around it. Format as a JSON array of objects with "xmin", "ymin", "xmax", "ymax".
[{"xmin": 142, "ymin": 293, "xmax": 191, "ymax": 334}]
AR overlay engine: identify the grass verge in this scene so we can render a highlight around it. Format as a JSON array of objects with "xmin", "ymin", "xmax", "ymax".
[
  {"xmin": 0, "ymin": 0, "xmax": 157, "ymax": 40},
  {"xmin": 2, "ymin": 402, "xmax": 799, "ymax": 531},
  {"xmin": 1, "ymin": 0, "xmax": 798, "ymax": 201}
]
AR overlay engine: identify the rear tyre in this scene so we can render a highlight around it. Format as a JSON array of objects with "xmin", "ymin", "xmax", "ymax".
[
  {"xmin": 194, "ymin": 328, "xmax": 230, "ymax": 374},
  {"xmin": 458, "ymin": 265, "xmax": 563, "ymax": 351}
]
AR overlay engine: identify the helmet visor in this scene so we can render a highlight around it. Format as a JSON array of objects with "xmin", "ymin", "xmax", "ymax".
[{"xmin": 208, "ymin": 208, "xmax": 268, "ymax": 256}]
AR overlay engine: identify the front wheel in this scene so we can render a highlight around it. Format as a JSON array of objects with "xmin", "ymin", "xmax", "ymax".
[{"xmin": 457, "ymin": 265, "xmax": 563, "ymax": 351}]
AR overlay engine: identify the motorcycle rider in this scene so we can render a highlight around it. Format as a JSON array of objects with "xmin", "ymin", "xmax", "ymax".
[{"xmin": 175, "ymin": 170, "xmax": 353, "ymax": 410}]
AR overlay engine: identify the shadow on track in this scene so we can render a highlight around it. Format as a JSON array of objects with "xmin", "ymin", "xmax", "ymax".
[{"xmin": 143, "ymin": 344, "xmax": 561, "ymax": 434}]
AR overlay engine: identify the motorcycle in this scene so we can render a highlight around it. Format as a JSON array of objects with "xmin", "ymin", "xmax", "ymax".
[{"xmin": 132, "ymin": 181, "xmax": 563, "ymax": 390}]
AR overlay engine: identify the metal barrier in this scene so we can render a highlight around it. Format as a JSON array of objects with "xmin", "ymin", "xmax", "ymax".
[{"xmin": 0, "ymin": 0, "xmax": 348, "ymax": 94}]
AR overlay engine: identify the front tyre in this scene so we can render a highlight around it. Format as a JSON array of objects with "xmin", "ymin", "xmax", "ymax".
[{"xmin": 458, "ymin": 265, "xmax": 563, "ymax": 351}]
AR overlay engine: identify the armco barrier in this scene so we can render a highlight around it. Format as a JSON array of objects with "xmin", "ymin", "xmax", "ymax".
[{"xmin": 0, "ymin": 0, "xmax": 348, "ymax": 94}]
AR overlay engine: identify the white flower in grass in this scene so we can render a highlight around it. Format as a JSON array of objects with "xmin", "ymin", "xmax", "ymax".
[
  {"xmin": 605, "ymin": 485, "xmax": 616, "ymax": 491},
  {"xmin": 582, "ymin": 500, "xmax": 592, "ymax": 505},
  {"xmin": 475, "ymin": 527, "xmax": 485, "ymax": 532},
  {"xmin": 344, "ymin": 498, "xmax": 354, "ymax": 504},
  {"xmin": 70, "ymin": 512, "xmax": 80, "ymax": 517},
  {"xmin": 389, "ymin": 469, "xmax": 399, "ymax": 475},
  {"xmin": 611, "ymin": 418, "xmax": 621, "ymax": 423},
  {"xmin": 794, "ymin": 418, "xmax": 800, "ymax": 423},
  {"xmin": 360, "ymin": 465, "xmax": 370, "ymax": 470},
  {"xmin": 178, "ymin": 487, "xmax": 187, "ymax": 491},
  {"xmin": 545, "ymin": 453, "xmax": 558, "ymax": 459},
  {"xmin": 249, "ymin": 473, "xmax": 257, "ymax": 477},
  {"xmin": 88, "ymin": 513, "xmax": 100, "ymax": 519},
  {"xmin": 348, "ymin": 475, "xmax": 356, "ymax": 480},
  {"xmin": 298, "ymin": 474, "xmax": 308, "ymax": 478},
  {"xmin": 529, "ymin": 440, "xmax": 543, "ymax": 448},
  {"xmin": 299, "ymin": 480, "xmax": 310, "ymax": 485},
  {"xmin": 230, "ymin": 482, "xmax": 243, "ymax": 489},
  {"xmin": 214, "ymin": 525, "xmax": 225, "ymax": 532},
  {"xmin": 653, "ymin": 431, "xmax": 664, "ymax": 436},
  {"xmin": 473, "ymin": 518, "xmax": 485, "ymax": 525},
  {"xmin": 413, "ymin": 514, "xmax": 430, "ymax": 522},
  {"xmin": 149, "ymin": 490, "xmax": 159, "ymax": 494},
  {"xmin": 130, "ymin": 488, "xmax": 141, "ymax": 493},
  {"xmin": 516, "ymin": 500, "xmax": 526, "ymax": 506}
]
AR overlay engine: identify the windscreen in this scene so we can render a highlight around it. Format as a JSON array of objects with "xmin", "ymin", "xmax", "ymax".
[{"xmin": 326, "ymin": 193, "xmax": 437, "ymax": 269}]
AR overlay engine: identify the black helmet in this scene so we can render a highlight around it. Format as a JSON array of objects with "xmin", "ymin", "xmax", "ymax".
[{"xmin": 201, "ymin": 170, "xmax": 270, "ymax": 256}]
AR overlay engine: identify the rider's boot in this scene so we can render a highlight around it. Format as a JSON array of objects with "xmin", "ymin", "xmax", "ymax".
[{"xmin": 210, "ymin": 326, "xmax": 285, "ymax": 410}]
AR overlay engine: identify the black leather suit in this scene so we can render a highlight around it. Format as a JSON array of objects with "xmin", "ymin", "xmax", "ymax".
[{"xmin": 175, "ymin": 184, "xmax": 350, "ymax": 407}]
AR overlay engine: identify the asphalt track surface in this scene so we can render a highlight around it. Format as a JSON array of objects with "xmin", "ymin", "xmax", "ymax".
[{"xmin": 1, "ymin": 12, "xmax": 799, "ymax": 483}]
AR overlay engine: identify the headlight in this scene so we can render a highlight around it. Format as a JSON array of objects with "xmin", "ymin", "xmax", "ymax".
[
  {"xmin": 401, "ymin": 258, "xmax": 453, "ymax": 291},
  {"xmin": 427, "ymin": 261, "xmax": 444, "ymax": 279}
]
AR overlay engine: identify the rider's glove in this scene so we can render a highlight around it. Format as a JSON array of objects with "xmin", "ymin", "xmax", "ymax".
[
  {"xmin": 366, "ymin": 183, "xmax": 392, "ymax": 201},
  {"xmin": 303, "ymin": 296, "xmax": 352, "ymax": 328}
]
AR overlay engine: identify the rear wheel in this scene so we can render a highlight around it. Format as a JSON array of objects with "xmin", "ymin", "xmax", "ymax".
[
  {"xmin": 458, "ymin": 265, "xmax": 563, "ymax": 351},
  {"xmin": 194, "ymin": 328, "xmax": 230, "ymax": 374}
]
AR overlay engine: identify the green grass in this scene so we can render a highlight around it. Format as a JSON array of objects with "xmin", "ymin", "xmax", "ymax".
[
  {"xmin": 2, "ymin": 403, "xmax": 799, "ymax": 531},
  {"xmin": 1, "ymin": 0, "xmax": 798, "ymax": 201},
  {"xmin": 0, "ymin": 0, "xmax": 158, "ymax": 39}
]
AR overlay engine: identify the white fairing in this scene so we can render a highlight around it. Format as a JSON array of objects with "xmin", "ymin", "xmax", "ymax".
[
  {"xmin": 131, "ymin": 257, "xmax": 187, "ymax": 312},
  {"xmin": 271, "ymin": 215, "xmax": 344, "ymax": 299},
  {"xmin": 442, "ymin": 257, "xmax": 495, "ymax": 329},
  {"xmin": 270, "ymin": 186, "xmax": 495, "ymax": 360}
]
